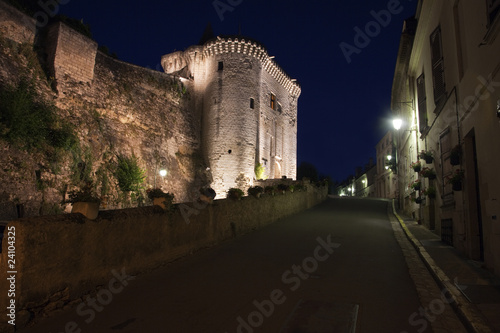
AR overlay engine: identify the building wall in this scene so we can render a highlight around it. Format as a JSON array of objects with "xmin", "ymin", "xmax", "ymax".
[
  {"xmin": 392, "ymin": 0, "xmax": 500, "ymax": 274},
  {"xmin": 376, "ymin": 131, "xmax": 398, "ymax": 199}
]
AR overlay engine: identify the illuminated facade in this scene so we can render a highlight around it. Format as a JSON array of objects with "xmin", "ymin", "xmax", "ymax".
[
  {"xmin": 161, "ymin": 35, "xmax": 301, "ymax": 197},
  {"xmin": 392, "ymin": 0, "xmax": 500, "ymax": 274}
]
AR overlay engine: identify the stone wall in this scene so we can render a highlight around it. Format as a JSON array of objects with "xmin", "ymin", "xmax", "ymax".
[
  {"xmin": 0, "ymin": 2, "xmax": 208, "ymax": 217},
  {"xmin": 0, "ymin": 185, "xmax": 327, "ymax": 330},
  {"xmin": 0, "ymin": 1, "xmax": 36, "ymax": 44}
]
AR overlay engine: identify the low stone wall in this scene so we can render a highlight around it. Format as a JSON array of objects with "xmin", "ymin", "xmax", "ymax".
[{"xmin": 0, "ymin": 185, "xmax": 327, "ymax": 329}]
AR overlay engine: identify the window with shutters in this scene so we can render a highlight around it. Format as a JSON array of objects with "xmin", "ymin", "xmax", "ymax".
[
  {"xmin": 430, "ymin": 27, "xmax": 446, "ymax": 105},
  {"xmin": 417, "ymin": 73, "xmax": 428, "ymax": 133}
]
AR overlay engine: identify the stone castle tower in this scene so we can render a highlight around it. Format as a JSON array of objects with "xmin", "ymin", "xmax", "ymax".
[{"xmin": 161, "ymin": 31, "xmax": 301, "ymax": 197}]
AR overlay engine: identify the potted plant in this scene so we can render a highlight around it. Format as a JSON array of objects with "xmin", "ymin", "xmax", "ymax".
[
  {"xmin": 248, "ymin": 186, "xmax": 264, "ymax": 198},
  {"xmin": 68, "ymin": 183, "xmax": 101, "ymax": 220},
  {"xmin": 264, "ymin": 185, "xmax": 276, "ymax": 196},
  {"xmin": 294, "ymin": 184, "xmax": 306, "ymax": 192},
  {"xmin": 419, "ymin": 150, "xmax": 434, "ymax": 164},
  {"xmin": 410, "ymin": 161, "xmax": 422, "ymax": 172},
  {"xmin": 450, "ymin": 145, "xmax": 461, "ymax": 166},
  {"xmin": 411, "ymin": 196, "xmax": 423, "ymax": 204},
  {"xmin": 409, "ymin": 180, "xmax": 421, "ymax": 191},
  {"xmin": 446, "ymin": 169, "xmax": 465, "ymax": 191},
  {"xmin": 277, "ymin": 183, "xmax": 290, "ymax": 194},
  {"xmin": 423, "ymin": 186, "xmax": 436, "ymax": 199},
  {"xmin": 227, "ymin": 188, "xmax": 244, "ymax": 200},
  {"xmin": 420, "ymin": 167, "xmax": 436, "ymax": 180},
  {"xmin": 147, "ymin": 188, "xmax": 175, "ymax": 210},
  {"xmin": 199, "ymin": 187, "xmax": 216, "ymax": 204}
]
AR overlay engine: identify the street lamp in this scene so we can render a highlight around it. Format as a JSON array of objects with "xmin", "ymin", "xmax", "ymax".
[
  {"xmin": 392, "ymin": 118, "xmax": 403, "ymax": 131},
  {"xmin": 159, "ymin": 169, "xmax": 167, "ymax": 177}
]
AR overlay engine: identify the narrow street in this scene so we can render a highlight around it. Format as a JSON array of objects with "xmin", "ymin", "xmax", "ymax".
[{"xmin": 24, "ymin": 198, "xmax": 442, "ymax": 332}]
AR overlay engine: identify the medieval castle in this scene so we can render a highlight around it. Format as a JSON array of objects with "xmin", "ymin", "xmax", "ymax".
[
  {"xmin": 161, "ymin": 31, "xmax": 301, "ymax": 197},
  {"xmin": 0, "ymin": 2, "xmax": 301, "ymax": 216}
]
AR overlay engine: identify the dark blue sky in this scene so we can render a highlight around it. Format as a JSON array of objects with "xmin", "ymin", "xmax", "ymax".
[{"xmin": 58, "ymin": 0, "xmax": 418, "ymax": 182}]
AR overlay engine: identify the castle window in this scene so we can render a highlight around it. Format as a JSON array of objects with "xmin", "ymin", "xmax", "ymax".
[
  {"xmin": 270, "ymin": 93, "xmax": 276, "ymax": 110},
  {"xmin": 218, "ymin": 61, "xmax": 224, "ymax": 71},
  {"xmin": 250, "ymin": 98, "xmax": 255, "ymax": 109},
  {"xmin": 277, "ymin": 103, "xmax": 282, "ymax": 113}
]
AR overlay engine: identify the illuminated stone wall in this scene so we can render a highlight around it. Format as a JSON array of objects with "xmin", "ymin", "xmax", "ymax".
[{"xmin": 162, "ymin": 37, "xmax": 301, "ymax": 198}]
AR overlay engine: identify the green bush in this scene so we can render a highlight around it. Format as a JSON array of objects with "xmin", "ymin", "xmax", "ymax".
[
  {"xmin": 115, "ymin": 154, "xmax": 145, "ymax": 192},
  {"xmin": 0, "ymin": 80, "xmax": 78, "ymax": 151}
]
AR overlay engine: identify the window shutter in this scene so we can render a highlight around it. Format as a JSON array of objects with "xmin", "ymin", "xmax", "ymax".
[
  {"xmin": 430, "ymin": 27, "xmax": 446, "ymax": 104},
  {"xmin": 417, "ymin": 73, "xmax": 428, "ymax": 133}
]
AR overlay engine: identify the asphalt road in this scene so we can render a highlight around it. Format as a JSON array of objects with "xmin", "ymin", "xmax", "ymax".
[{"xmin": 22, "ymin": 197, "xmax": 430, "ymax": 333}]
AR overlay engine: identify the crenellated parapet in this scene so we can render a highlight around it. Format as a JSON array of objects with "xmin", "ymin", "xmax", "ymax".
[{"xmin": 203, "ymin": 36, "xmax": 301, "ymax": 97}]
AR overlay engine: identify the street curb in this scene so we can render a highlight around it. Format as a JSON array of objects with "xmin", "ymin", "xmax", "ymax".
[{"xmin": 391, "ymin": 200, "xmax": 493, "ymax": 333}]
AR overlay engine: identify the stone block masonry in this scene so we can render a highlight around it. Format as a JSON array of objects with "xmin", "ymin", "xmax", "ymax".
[
  {"xmin": 45, "ymin": 22, "xmax": 97, "ymax": 84},
  {"xmin": 0, "ymin": 185, "xmax": 327, "ymax": 330}
]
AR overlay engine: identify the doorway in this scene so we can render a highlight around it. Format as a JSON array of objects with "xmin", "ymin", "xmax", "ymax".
[{"xmin": 464, "ymin": 130, "xmax": 484, "ymax": 261}]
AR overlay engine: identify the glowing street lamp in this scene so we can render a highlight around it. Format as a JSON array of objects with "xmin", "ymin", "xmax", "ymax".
[
  {"xmin": 159, "ymin": 169, "xmax": 167, "ymax": 177},
  {"xmin": 393, "ymin": 118, "xmax": 403, "ymax": 130}
]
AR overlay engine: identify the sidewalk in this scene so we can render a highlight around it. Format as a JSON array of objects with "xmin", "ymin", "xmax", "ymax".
[{"xmin": 394, "ymin": 209, "xmax": 500, "ymax": 333}]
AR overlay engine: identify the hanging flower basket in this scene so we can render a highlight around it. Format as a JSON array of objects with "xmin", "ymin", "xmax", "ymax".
[
  {"xmin": 411, "ymin": 196, "xmax": 423, "ymax": 204},
  {"xmin": 420, "ymin": 167, "xmax": 436, "ymax": 180},
  {"xmin": 410, "ymin": 161, "xmax": 422, "ymax": 172},
  {"xmin": 423, "ymin": 186, "xmax": 436, "ymax": 199},
  {"xmin": 419, "ymin": 150, "xmax": 434, "ymax": 164},
  {"xmin": 409, "ymin": 180, "xmax": 421, "ymax": 191},
  {"xmin": 446, "ymin": 169, "xmax": 465, "ymax": 191}
]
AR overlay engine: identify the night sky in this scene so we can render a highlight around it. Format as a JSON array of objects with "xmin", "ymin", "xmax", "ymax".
[{"xmin": 57, "ymin": 0, "xmax": 418, "ymax": 182}]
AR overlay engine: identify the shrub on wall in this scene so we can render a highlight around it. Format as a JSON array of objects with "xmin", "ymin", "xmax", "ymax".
[
  {"xmin": 115, "ymin": 154, "xmax": 145, "ymax": 192},
  {"xmin": 0, "ymin": 80, "xmax": 77, "ymax": 151}
]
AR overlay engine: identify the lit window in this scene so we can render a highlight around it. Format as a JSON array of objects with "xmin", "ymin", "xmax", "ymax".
[{"xmin": 270, "ymin": 93, "xmax": 276, "ymax": 110}]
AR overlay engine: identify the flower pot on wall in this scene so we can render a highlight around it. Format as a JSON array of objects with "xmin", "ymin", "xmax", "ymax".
[
  {"xmin": 72, "ymin": 202, "xmax": 100, "ymax": 220},
  {"xmin": 153, "ymin": 197, "xmax": 172, "ymax": 210}
]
